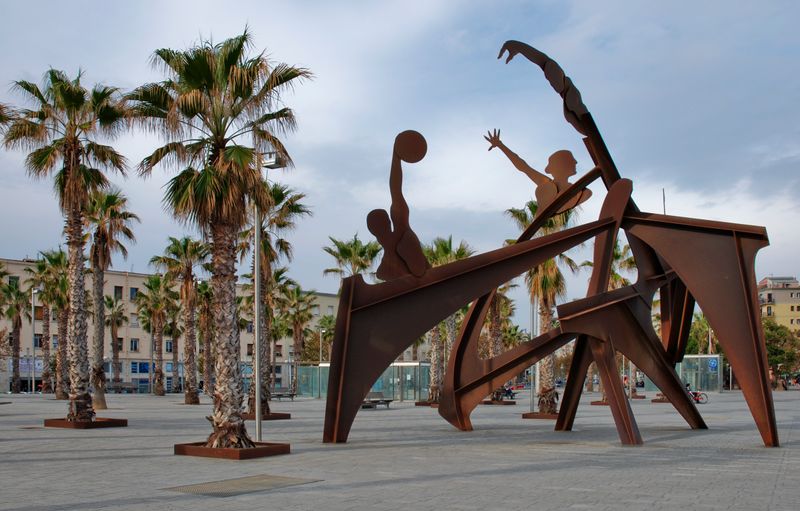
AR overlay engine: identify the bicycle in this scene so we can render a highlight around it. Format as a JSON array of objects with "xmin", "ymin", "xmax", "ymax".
[{"xmin": 689, "ymin": 390, "xmax": 708, "ymax": 404}]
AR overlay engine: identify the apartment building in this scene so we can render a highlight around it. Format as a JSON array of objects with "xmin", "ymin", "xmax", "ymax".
[
  {"xmin": 758, "ymin": 276, "xmax": 800, "ymax": 331},
  {"xmin": 0, "ymin": 257, "xmax": 339, "ymax": 393}
]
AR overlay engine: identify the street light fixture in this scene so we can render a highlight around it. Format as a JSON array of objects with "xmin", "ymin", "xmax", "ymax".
[{"xmin": 254, "ymin": 152, "xmax": 286, "ymax": 441}]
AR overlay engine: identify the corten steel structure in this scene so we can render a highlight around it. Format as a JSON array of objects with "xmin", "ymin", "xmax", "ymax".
[{"xmin": 323, "ymin": 41, "xmax": 778, "ymax": 448}]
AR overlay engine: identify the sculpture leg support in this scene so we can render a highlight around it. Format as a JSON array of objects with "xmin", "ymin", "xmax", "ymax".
[
  {"xmin": 589, "ymin": 336, "xmax": 642, "ymax": 445},
  {"xmin": 555, "ymin": 335, "xmax": 592, "ymax": 432}
]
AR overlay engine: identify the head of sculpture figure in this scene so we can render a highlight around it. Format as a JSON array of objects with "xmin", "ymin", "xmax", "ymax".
[
  {"xmin": 367, "ymin": 209, "xmax": 393, "ymax": 242},
  {"xmin": 545, "ymin": 150, "xmax": 577, "ymax": 181},
  {"xmin": 394, "ymin": 130, "xmax": 427, "ymax": 163}
]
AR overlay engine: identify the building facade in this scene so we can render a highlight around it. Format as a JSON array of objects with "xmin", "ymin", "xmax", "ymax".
[
  {"xmin": 0, "ymin": 257, "xmax": 339, "ymax": 393},
  {"xmin": 758, "ymin": 276, "xmax": 800, "ymax": 331}
]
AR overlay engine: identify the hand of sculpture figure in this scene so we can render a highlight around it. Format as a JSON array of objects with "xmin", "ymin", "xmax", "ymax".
[
  {"xmin": 498, "ymin": 40, "xmax": 546, "ymax": 66},
  {"xmin": 484, "ymin": 129, "xmax": 502, "ymax": 151}
]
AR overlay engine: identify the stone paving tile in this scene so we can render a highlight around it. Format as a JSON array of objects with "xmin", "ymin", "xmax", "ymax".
[{"xmin": 0, "ymin": 390, "xmax": 798, "ymax": 510}]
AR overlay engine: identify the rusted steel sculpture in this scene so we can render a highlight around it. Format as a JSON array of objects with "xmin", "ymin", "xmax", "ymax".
[{"xmin": 323, "ymin": 41, "xmax": 778, "ymax": 448}]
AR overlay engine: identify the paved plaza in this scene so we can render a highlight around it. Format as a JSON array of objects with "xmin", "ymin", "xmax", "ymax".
[{"xmin": 1, "ymin": 390, "xmax": 798, "ymax": 510}]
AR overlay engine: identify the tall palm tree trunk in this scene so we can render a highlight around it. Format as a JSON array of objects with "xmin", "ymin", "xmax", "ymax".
[
  {"xmin": 41, "ymin": 306, "xmax": 52, "ymax": 393},
  {"xmin": 90, "ymin": 265, "xmax": 107, "ymax": 409},
  {"xmin": 66, "ymin": 206, "xmax": 94, "ymax": 421},
  {"xmin": 427, "ymin": 328, "xmax": 441, "ymax": 402},
  {"xmin": 585, "ymin": 362, "xmax": 596, "ymax": 392},
  {"xmin": 206, "ymin": 223, "xmax": 253, "ymax": 448},
  {"xmin": 247, "ymin": 266, "xmax": 271, "ymax": 416},
  {"xmin": 488, "ymin": 298, "xmax": 502, "ymax": 359},
  {"xmin": 537, "ymin": 302, "xmax": 558, "ymax": 414},
  {"xmin": 444, "ymin": 314, "xmax": 457, "ymax": 368},
  {"xmin": 55, "ymin": 309, "xmax": 69, "ymax": 399},
  {"xmin": 172, "ymin": 332, "xmax": 180, "ymax": 392},
  {"xmin": 111, "ymin": 322, "xmax": 121, "ymax": 393},
  {"xmin": 183, "ymin": 296, "xmax": 199, "ymax": 404},
  {"xmin": 153, "ymin": 321, "xmax": 165, "ymax": 396},
  {"xmin": 11, "ymin": 321, "xmax": 20, "ymax": 393}
]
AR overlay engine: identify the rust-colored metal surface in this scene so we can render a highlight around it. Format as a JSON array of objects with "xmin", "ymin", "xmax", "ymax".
[
  {"xmin": 322, "ymin": 41, "xmax": 778, "ymax": 448},
  {"xmin": 43, "ymin": 418, "xmax": 128, "ymax": 429},
  {"xmin": 173, "ymin": 441, "xmax": 290, "ymax": 460}
]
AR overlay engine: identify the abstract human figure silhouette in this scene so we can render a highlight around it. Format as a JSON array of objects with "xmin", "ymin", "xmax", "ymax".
[
  {"xmin": 485, "ymin": 129, "xmax": 591, "ymax": 214},
  {"xmin": 367, "ymin": 130, "xmax": 431, "ymax": 280}
]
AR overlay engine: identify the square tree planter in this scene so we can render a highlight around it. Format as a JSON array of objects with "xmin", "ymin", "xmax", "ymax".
[
  {"xmin": 481, "ymin": 400, "xmax": 517, "ymax": 405},
  {"xmin": 241, "ymin": 412, "xmax": 291, "ymax": 421},
  {"xmin": 174, "ymin": 441, "xmax": 290, "ymax": 460},
  {"xmin": 43, "ymin": 418, "xmax": 128, "ymax": 428},
  {"xmin": 521, "ymin": 412, "xmax": 559, "ymax": 420}
]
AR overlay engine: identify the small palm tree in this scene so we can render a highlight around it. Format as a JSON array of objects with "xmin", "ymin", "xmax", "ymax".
[
  {"xmin": 239, "ymin": 181, "xmax": 310, "ymax": 416},
  {"xmin": 2, "ymin": 280, "xmax": 32, "ymax": 393},
  {"xmin": 422, "ymin": 236, "xmax": 475, "ymax": 402},
  {"xmin": 196, "ymin": 280, "xmax": 214, "ymax": 396},
  {"xmin": 277, "ymin": 285, "xmax": 316, "ymax": 393},
  {"xmin": 25, "ymin": 257, "xmax": 54, "ymax": 393},
  {"xmin": 507, "ymin": 200, "xmax": 578, "ymax": 413},
  {"xmin": 42, "ymin": 249, "xmax": 70, "ymax": 399},
  {"xmin": 323, "ymin": 234, "xmax": 382, "ymax": 278},
  {"xmin": 85, "ymin": 188, "xmax": 139, "ymax": 409},
  {"xmin": 130, "ymin": 29, "xmax": 312, "ymax": 448},
  {"xmin": 136, "ymin": 274, "xmax": 178, "ymax": 396},
  {"xmin": 4, "ymin": 70, "xmax": 129, "ymax": 421},
  {"xmin": 151, "ymin": 236, "xmax": 209, "ymax": 404},
  {"xmin": 104, "ymin": 296, "xmax": 127, "ymax": 393}
]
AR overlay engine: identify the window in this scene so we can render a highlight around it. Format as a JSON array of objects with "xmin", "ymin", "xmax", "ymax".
[
  {"xmin": 327, "ymin": 305, "xmax": 334, "ymax": 316},
  {"xmin": 274, "ymin": 366, "xmax": 282, "ymax": 374},
  {"xmin": 767, "ymin": 306, "xmax": 773, "ymax": 316},
  {"xmin": 114, "ymin": 286, "xmax": 123, "ymax": 300},
  {"xmin": 312, "ymin": 305, "xmax": 320, "ymax": 316},
  {"xmin": 8, "ymin": 275, "xmax": 19, "ymax": 287},
  {"xmin": 34, "ymin": 334, "xmax": 42, "ymax": 348},
  {"xmin": 130, "ymin": 338, "xmax": 139, "ymax": 352},
  {"xmin": 51, "ymin": 308, "xmax": 58, "ymax": 322},
  {"xmin": 134, "ymin": 361, "xmax": 149, "ymax": 374},
  {"xmin": 129, "ymin": 287, "xmax": 138, "ymax": 301},
  {"xmin": 130, "ymin": 314, "xmax": 139, "ymax": 328},
  {"xmin": 34, "ymin": 306, "xmax": 44, "ymax": 321},
  {"xmin": 246, "ymin": 322, "xmax": 254, "ymax": 333},
  {"xmin": 792, "ymin": 319, "xmax": 795, "ymax": 325},
  {"xmin": 247, "ymin": 343, "xmax": 254, "ymax": 356},
  {"xmin": 131, "ymin": 361, "xmax": 139, "ymax": 374},
  {"xmin": 52, "ymin": 335, "xmax": 58, "ymax": 348},
  {"xmin": 115, "ymin": 338, "xmax": 123, "ymax": 351},
  {"xmin": 793, "ymin": 306, "xmax": 796, "ymax": 312},
  {"xmin": 166, "ymin": 362, "xmax": 173, "ymax": 373},
  {"xmin": 165, "ymin": 340, "xmax": 173, "ymax": 353}
]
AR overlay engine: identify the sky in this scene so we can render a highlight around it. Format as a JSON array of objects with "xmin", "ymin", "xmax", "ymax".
[{"xmin": 0, "ymin": 0, "xmax": 798, "ymax": 333}]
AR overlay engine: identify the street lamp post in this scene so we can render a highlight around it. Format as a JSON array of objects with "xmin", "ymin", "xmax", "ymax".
[
  {"xmin": 318, "ymin": 328, "xmax": 326, "ymax": 398},
  {"xmin": 253, "ymin": 152, "xmax": 286, "ymax": 441}
]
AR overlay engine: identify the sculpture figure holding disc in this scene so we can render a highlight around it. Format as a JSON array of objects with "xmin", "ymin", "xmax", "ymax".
[
  {"xmin": 484, "ymin": 129, "xmax": 591, "ymax": 215},
  {"xmin": 367, "ymin": 130, "xmax": 431, "ymax": 281}
]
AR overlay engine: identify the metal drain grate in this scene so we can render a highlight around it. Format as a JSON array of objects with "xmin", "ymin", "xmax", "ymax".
[{"xmin": 164, "ymin": 474, "xmax": 320, "ymax": 497}]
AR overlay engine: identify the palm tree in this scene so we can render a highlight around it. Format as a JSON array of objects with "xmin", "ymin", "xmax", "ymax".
[
  {"xmin": 277, "ymin": 285, "xmax": 316, "ymax": 394},
  {"xmin": 104, "ymin": 296, "xmax": 127, "ymax": 393},
  {"xmin": 25, "ymin": 257, "xmax": 54, "ymax": 393},
  {"xmin": 2, "ymin": 280, "xmax": 31, "ymax": 393},
  {"xmin": 135, "ymin": 274, "xmax": 178, "ymax": 396},
  {"xmin": 323, "ymin": 234, "xmax": 382, "ymax": 279},
  {"xmin": 580, "ymin": 241, "xmax": 636, "ymax": 393},
  {"xmin": 196, "ymin": 280, "xmax": 214, "ymax": 395},
  {"xmin": 4, "ymin": 70, "xmax": 129, "ymax": 421},
  {"xmin": 41, "ymin": 249, "xmax": 70, "ymax": 399},
  {"xmin": 165, "ymin": 308, "xmax": 183, "ymax": 393},
  {"xmin": 130, "ymin": 29, "xmax": 312, "ymax": 448},
  {"xmin": 85, "ymin": 188, "xmax": 139, "ymax": 409},
  {"xmin": 507, "ymin": 200, "xmax": 578, "ymax": 413},
  {"xmin": 239, "ymin": 181, "xmax": 310, "ymax": 417},
  {"xmin": 422, "ymin": 236, "xmax": 475, "ymax": 402},
  {"xmin": 151, "ymin": 236, "xmax": 209, "ymax": 404}
]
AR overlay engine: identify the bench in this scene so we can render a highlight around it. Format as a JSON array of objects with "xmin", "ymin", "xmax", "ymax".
[
  {"xmin": 361, "ymin": 391, "xmax": 393, "ymax": 409},
  {"xmin": 112, "ymin": 382, "xmax": 138, "ymax": 394},
  {"xmin": 270, "ymin": 387, "xmax": 296, "ymax": 401}
]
